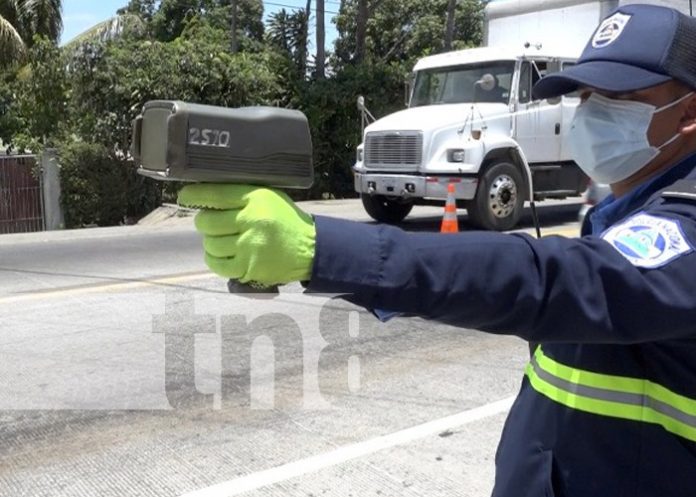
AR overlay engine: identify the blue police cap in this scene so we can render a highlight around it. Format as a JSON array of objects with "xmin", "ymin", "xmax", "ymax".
[{"xmin": 533, "ymin": 4, "xmax": 696, "ymax": 99}]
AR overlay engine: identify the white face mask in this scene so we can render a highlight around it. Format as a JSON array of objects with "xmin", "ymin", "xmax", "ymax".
[{"xmin": 568, "ymin": 91, "xmax": 694, "ymax": 184}]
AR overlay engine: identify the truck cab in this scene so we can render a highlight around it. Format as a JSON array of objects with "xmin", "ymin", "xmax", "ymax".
[{"xmin": 353, "ymin": 47, "xmax": 588, "ymax": 230}]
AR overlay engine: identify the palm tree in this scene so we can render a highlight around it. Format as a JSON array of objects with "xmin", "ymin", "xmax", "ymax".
[
  {"xmin": 267, "ymin": 9, "xmax": 295, "ymax": 54},
  {"xmin": 0, "ymin": 0, "xmax": 63, "ymax": 64},
  {"xmin": 267, "ymin": 7, "xmax": 311, "ymax": 78},
  {"xmin": 62, "ymin": 14, "xmax": 145, "ymax": 50}
]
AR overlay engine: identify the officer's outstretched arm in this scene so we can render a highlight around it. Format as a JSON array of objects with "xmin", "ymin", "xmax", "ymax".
[
  {"xmin": 180, "ymin": 184, "xmax": 696, "ymax": 344},
  {"xmin": 305, "ymin": 210, "xmax": 696, "ymax": 344}
]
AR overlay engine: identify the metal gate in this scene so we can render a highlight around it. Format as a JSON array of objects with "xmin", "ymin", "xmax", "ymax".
[{"xmin": 0, "ymin": 155, "xmax": 44, "ymax": 234}]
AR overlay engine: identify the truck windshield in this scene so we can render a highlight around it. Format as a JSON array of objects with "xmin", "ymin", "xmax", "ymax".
[{"xmin": 410, "ymin": 61, "xmax": 515, "ymax": 107}]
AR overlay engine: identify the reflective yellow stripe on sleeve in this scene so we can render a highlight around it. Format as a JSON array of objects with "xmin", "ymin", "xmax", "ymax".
[{"xmin": 525, "ymin": 346, "xmax": 696, "ymax": 442}]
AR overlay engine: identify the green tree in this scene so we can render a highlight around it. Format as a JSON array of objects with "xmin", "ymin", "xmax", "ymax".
[
  {"xmin": 150, "ymin": 0, "xmax": 263, "ymax": 44},
  {"xmin": 0, "ymin": 36, "xmax": 68, "ymax": 153},
  {"xmin": 0, "ymin": 0, "xmax": 62, "ymax": 65},
  {"xmin": 296, "ymin": 63, "xmax": 406, "ymax": 198},
  {"xmin": 205, "ymin": 1, "xmax": 265, "ymax": 49},
  {"xmin": 117, "ymin": 0, "xmax": 157, "ymax": 23},
  {"xmin": 3, "ymin": 0, "xmax": 489, "ymax": 226},
  {"xmin": 63, "ymin": 0, "xmax": 154, "ymax": 47},
  {"xmin": 13, "ymin": 36, "xmax": 67, "ymax": 149},
  {"xmin": 267, "ymin": 6, "xmax": 310, "ymax": 82},
  {"xmin": 150, "ymin": 0, "xmax": 207, "ymax": 42},
  {"xmin": 334, "ymin": 0, "xmax": 484, "ymax": 68},
  {"xmin": 0, "ymin": 70, "xmax": 24, "ymax": 149},
  {"xmin": 59, "ymin": 142, "xmax": 135, "ymax": 228},
  {"xmin": 66, "ymin": 35, "xmax": 282, "ymax": 153},
  {"xmin": 57, "ymin": 32, "xmax": 283, "ymax": 226}
]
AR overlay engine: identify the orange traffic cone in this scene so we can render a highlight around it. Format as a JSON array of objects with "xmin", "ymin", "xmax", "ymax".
[{"xmin": 440, "ymin": 182, "xmax": 459, "ymax": 233}]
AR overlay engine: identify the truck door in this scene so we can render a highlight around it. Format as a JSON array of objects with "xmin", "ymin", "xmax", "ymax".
[{"xmin": 514, "ymin": 60, "xmax": 563, "ymax": 163}]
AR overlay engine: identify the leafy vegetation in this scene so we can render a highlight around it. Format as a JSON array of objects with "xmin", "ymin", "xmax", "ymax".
[
  {"xmin": 0, "ymin": 0, "xmax": 62, "ymax": 66},
  {"xmin": 0, "ymin": 0, "xmax": 485, "ymax": 227}
]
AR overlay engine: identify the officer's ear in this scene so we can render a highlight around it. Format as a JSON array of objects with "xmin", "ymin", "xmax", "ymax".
[{"xmin": 679, "ymin": 92, "xmax": 696, "ymax": 136}]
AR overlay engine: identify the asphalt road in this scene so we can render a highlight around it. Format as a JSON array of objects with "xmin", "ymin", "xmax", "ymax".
[{"xmin": 0, "ymin": 199, "xmax": 582, "ymax": 497}]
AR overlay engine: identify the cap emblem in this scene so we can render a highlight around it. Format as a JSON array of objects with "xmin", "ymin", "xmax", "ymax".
[{"xmin": 592, "ymin": 12, "xmax": 632, "ymax": 48}]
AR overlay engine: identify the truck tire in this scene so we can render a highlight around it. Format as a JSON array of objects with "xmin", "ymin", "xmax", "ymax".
[
  {"xmin": 467, "ymin": 161, "xmax": 524, "ymax": 231},
  {"xmin": 361, "ymin": 194, "xmax": 414, "ymax": 224}
]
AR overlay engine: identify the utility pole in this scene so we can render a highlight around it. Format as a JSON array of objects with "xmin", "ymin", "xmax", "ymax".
[
  {"xmin": 356, "ymin": 0, "xmax": 368, "ymax": 63},
  {"xmin": 444, "ymin": 0, "xmax": 456, "ymax": 51},
  {"xmin": 231, "ymin": 0, "xmax": 239, "ymax": 53},
  {"xmin": 316, "ymin": 0, "xmax": 326, "ymax": 78}
]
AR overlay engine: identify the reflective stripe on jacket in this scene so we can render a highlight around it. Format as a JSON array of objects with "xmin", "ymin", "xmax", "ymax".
[{"xmin": 527, "ymin": 345, "xmax": 696, "ymax": 443}]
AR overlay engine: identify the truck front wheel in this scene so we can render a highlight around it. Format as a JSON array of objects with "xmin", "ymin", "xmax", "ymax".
[
  {"xmin": 361, "ymin": 194, "xmax": 414, "ymax": 224},
  {"xmin": 467, "ymin": 162, "xmax": 524, "ymax": 231}
]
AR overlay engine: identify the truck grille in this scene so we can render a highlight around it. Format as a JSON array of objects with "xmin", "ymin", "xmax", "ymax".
[{"xmin": 365, "ymin": 131, "xmax": 422, "ymax": 169}]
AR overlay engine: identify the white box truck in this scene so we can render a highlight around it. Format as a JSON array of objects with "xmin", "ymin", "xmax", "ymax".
[{"xmin": 352, "ymin": 0, "xmax": 688, "ymax": 230}]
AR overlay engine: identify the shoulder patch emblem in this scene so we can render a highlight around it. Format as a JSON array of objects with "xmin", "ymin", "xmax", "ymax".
[
  {"xmin": 592, "ymin": 12, "xmax": 632, "ymax": 48},
  {"xmin": 602, "ymin": 213, "xmax": 693, "ymax": 269}
]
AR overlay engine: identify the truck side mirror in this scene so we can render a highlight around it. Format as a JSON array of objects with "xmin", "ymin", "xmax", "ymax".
[
  {"xmin": 476, "ymin": 73, "xmax": 497, "ymax": 92},
  {"xmin": 357, "ymin": 95, "xmax": 365, "ymax": 111}
]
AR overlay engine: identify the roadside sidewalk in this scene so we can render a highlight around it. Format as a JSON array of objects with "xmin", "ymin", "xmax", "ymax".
[{"xmin": 0, "ymin": 199, "xmax": 378, "ymax": 245}]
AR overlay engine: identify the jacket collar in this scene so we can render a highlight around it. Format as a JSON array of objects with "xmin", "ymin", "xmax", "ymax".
[{"xmin": 581, "ymin": 152, "xmax": 696, "ymax": 236}]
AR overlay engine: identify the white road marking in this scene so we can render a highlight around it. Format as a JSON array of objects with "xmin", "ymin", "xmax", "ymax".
[
  {"xmin": 0, "ymin": 272, "xmax": 213, "ymax": 304},
  {"xmin": 179, "ymin": 395, "xmax": 515, "ymax": 497}
]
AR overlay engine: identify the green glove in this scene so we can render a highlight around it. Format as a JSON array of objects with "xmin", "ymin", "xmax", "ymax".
[{"xmin": 177, "ymin": 184, "xmax": 316, "ymax": 286}]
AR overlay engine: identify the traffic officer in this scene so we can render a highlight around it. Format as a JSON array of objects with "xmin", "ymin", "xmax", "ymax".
[{"xmin": 179, "ymin": 4, "xmax": 696, "ymax": 496}]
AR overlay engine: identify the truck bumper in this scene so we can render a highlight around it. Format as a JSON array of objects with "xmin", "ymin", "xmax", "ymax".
[{"xmin": 354, "ymin": 172, "xmax": 478, "ymax": 200}]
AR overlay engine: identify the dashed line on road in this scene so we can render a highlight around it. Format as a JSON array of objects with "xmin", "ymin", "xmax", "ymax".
[
  {"xmin": 178, "ymin": 396, "xmax": 516, "ymax": 497},
  {"xmin": 0, "ymin": 271, "xmax": 214, "ymax": 304}
]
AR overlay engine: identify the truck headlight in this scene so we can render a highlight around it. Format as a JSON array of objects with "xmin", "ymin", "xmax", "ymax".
[
  {"xmin": 357, "ymin": 148, "xmax": 364, "ymax": 162},
  {"xmin": 447, "ymin": 149, "xmax": 466, "ymax": 163}
]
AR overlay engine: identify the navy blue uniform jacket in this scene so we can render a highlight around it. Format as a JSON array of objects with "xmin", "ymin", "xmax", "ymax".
[{"xmin": 306, "ymin": 154, "xmax": 696, "ymax": 497}]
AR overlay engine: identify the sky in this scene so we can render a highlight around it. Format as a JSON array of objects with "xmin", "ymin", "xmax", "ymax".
[{"xmin": 61, "ymin": 0, "xmax": 341, "ymax": 49}]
